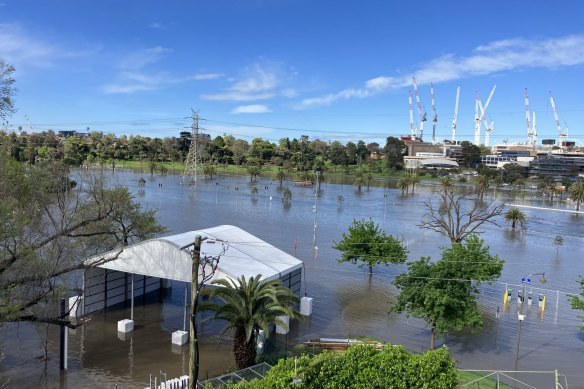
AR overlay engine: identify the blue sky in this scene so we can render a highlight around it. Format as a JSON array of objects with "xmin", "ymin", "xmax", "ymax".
[{"xmin": 1, "ymin": 0, "xmax": 584, "ymax": 146}]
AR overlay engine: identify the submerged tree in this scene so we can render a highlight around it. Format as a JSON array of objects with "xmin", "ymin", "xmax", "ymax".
[
  {"xmin": 504, "ymin": 207, "xmax": 526, "ymax": 230},
  {"xmin": 0, "ymin": 157, "xmax": 165, "ymax": 328},
  {"xmin": 200, "ymin": 275, "xmax": 300, "ymax": 369},
  {"xmin": 569, "ymin": 181, "xmax": 584, "ymax": 212},
  {"xmin": 569, "ymin": 277, "xmax": 584, "ymax": 331},
  {"xmin": 475, "ymin": 174, "xmax": 490, "ymax": 202},
  {"xmin": 333, "ymin": 219, "xmax": 408, "ymax": 274},
  {"xmin": 420, "ymin": 185, "xmax": 503, "ymax": 243},
  {"xmin": 392, "ymin": 234, "xmax": 504, "ymax": 349}
]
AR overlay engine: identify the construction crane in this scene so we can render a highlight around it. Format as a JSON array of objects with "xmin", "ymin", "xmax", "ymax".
[
  {"xmin": 431, "ymin": 82, "xmax": 437, "ymax": 144},
  {"xmin": 408, "ymin": 90, "xmax": 416, "ymax": 137},
  {"xmin": 474, "ymin": 85, "xmax": 497, "ymax": 146},
  {"xmin": 451, "ymin": 86, "xmax": 460, "ymax": 143},
  {"xmin": 549, "ymin": 91, "xmax": 568, "ymax": 148},
  {"xmin": 478, "ymin": 99, "xmax": 495, "ymax": 147},
  {"xmin": 531, "ymin": 111, "xmax": 537, "ymax": 147},
  {"xmin": 524, "ymin": 88, "xmax": 537, "ymax": 147},
  {"xmin": 412, "ymin": 77, "xmax": 427, "ymax": 140}
]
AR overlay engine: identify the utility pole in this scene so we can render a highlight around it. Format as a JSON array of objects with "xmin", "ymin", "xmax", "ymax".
[
  {"xmin": 189, "ymin": 235, "xmax": 202, "ymax": 389},
  {"xmin": 183, "ymin": 110, "xmax": 203, "ymax": 186}
]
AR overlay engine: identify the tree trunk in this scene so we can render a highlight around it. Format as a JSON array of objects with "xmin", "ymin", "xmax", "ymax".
[
  {"xmin": 430, "ymin": 325, "xmax": 436, "ymax": 350},
  {"xmin": 189, "ymin": 236, "xmax": 202, "ymax": 389},
  {"xmin": 368, "ymin": 265, "xmax": 373, "ymax": 275},
  {"xmin": 512, "ymin": 220, "xmax": 516, "ymax": 229},
  {"xmin": 233, "ymin": 328, "xmax": 257, "ymax": 369}
]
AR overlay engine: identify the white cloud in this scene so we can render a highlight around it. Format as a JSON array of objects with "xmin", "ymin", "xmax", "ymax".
[
  {"xmin": 194, "ymin": 72, "xmax": 223, "ymax": 80},
  {"xmin": 0, "ymin": 23, "xmax": 99, "ymax": 68},
  {"xmin": 202, "ymin": 62, "xmax": 296, "ymax": 101},
  {"xmin": 148, "ymin": 22, "xmax": 162, "ymax": 29},
  {"xmin": 299, "ymin": 34, "xmax": 584, "ymax": 108},
  {"xmin": 231, "ymin": 104, "xmax": 271, "ymax": 114}
]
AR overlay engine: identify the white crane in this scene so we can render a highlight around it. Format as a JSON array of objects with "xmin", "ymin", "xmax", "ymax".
[
  {"xmin": 412, "ymin": 77, "xmax": 427, "ymax": 140},
  {"xmin": 478, "ymin": 99, "xmax": 495, "ymax": 147},
  {"xmin": 474, "ymin": 85, "xmax": 496, "ymax": 145},
  {"xmin": 524, "ymin": 88, "xmax": 537, "ymax": 147},
  {"xmin": 408, "ymin": 90, "xmax": 416, "ymax": 137},
  {"xmin": 549, "ymin": 91, "xmax": 568, "ymax": 148},
  {"xmin": 431, "ymin": 82, "xmax": 437, "ymax": 144},
  {"xmin": 451, "ymin": 86, "xmax": 460, "ymax": 143}
]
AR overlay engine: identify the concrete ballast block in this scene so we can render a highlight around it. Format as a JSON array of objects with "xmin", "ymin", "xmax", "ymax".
[
  {"xmin": 69, "ymin": 295, "xmax": 84, "ymax": 318},
  {"xmin": 172, "ymin": 330, "xmax": 189, "ymax": 345},
  {"xmin": 117, "ymin": 319, "xmax": 134, "ymax": 333},
  {"xmin": 275, "ymin": 315, "xmax": 289, "ymax": 334},
  {"xmin": 300, "ymin": 296, "xmax": 313, "ymax": 316}
]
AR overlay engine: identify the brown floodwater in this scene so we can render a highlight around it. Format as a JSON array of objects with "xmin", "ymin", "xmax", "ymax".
[{"xmin": 1, "ymin": 169, "xmax": 584, "ymax": 388}]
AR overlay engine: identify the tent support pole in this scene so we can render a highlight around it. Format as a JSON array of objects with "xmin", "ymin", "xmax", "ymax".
[{"xmin": 130, "ymin": 274, "xmax": 134, "ymax": 321}]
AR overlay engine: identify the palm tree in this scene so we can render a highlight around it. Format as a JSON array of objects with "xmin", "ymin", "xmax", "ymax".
[
  {"xmin": 200, "ymin": 275, "xmax": 300, "ymax": 369},
  {"xmin": 569, "ymin": 181, "xmax": 584, "ymax": 212},
  {"xmin": 365, "ymin": 172, "xmax": 374, "ymax": 190},
  {"xmin": 408, "ymin": 173, "xmax": 420, "ymax": 193},
  {"xmin": 354, "ymin": 172, "xmax": 364, "ymax": 193},
  {"xmin": 397, "ymin": 176, "xmax": 409, "ymax": 194},
  {"xmin": 275, "ymin": 168, "xmax": 287, "ymax": 188},
  {"xmin": 439, "ymin": 176, "xmax": 454, "ymax": 192},
  {"xmin": 475, "ymin": 174, "xmax": 490, "ymax": 202},
  {"xmin": 504, "ymin": 207, "xmax": 526, "ymax": 230}
]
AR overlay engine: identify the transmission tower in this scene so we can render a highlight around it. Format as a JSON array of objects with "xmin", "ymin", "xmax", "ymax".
[{"xmin": 182, "ymin": 110, "xmax": 203, "ymax": 186}]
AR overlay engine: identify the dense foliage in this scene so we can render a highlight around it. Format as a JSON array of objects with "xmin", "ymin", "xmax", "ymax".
[
  {"xmin": 0, "ymin": 155, "xmax": 165, "ymax": 327},
  {"xmin": 333, "ymin": 219, "xmax": 408, "ymax": 274},
  {"xmin": 0, "ymin": 59, "xmax": 16, "ymax": 121},
  {"xmin": 392, "ymin": 234, "xmax": 504, "ymax": 349},
  {"xmin": 569, "ymin": 276, "xmax": 584, "ymax": 330},
  {"xmin": 216, "ymin": 344, "xmax": 458, "ymax": 388}
]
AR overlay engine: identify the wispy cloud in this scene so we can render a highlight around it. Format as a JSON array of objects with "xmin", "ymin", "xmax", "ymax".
[
  {"xmin": 231, "ymin": 104, "xmax": 271, "ymax": 114},
  {"xmin": 299, "ymin": 35, "xmax": 584, "ymax": 108},
  {"xmin": 0, "ymin": 23, "xmax": 100, "ymax": 68},
  {"xmin": 148, "ymin": 22, "xmax": 162, "ymax": 29},
  {"xmin": 202, "ymin": 62, "xmax": 296, "ymax": 101},
  {"xmin": 194, "ymin": 72, "xmax": 223, "ymax": 80}
]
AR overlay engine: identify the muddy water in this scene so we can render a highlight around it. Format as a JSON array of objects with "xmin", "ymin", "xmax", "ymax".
[{"xmin": 1, "ymin": 170, "xmax": 584, "ymax": 388}]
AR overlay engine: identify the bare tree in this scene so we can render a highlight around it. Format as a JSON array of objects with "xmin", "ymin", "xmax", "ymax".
[
  {"xmin": 419, "ymin": 186, "xmax": 504, "ymax": 243},
  {"xmin": 1, "ymin": 58, "xmax": 17, "ymax": 121}
]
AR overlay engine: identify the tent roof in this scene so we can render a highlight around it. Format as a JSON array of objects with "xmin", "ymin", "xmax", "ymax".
[{"xmin": 87, "ymin": 225, "xmax": 303, "ymax": 285}]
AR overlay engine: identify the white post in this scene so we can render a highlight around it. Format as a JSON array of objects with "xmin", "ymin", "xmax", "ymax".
[
  {"xmin": 131, "ymin": 274, "xmax": 134, "ymax": 321},
  {"xmin": 555, "ymin": 289, "xmax": 559, "ymax": 324}
]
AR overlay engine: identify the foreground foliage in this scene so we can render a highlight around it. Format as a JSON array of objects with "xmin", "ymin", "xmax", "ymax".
[
  {"xmin": 217, "ymin": 344, "xmax": 458, "ymax": 388},
  {"xmin": 569, "ymin": 276, "xmax": 584, "ymax": 331},
  {"xmin": 0, "ymin": 156, "xmax": 165, "ymax": 327},
  {"xmin": 200, "ymin": 275, "xmax": 301, "ymax": 370}
]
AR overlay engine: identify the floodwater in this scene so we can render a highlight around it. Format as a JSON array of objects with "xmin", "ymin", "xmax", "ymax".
[{"xmin": 1, "ymin": 169, "xmax": 584, "ymax": 388}]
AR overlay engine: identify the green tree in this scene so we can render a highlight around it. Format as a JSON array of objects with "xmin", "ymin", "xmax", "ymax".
[
  {"xmin": 569, "ymin": 277, "xmax": 584, "ymax": 330},
  {"xmin": 354, "ymin": 172, "xmax": 364, "ymax": 193},
  {"xmin": 460, "ymin": 141, "xmax": 481, "ymax": 168},
  {"xmin": 504, "ymin": 207, "xmax": 526, "ymax": 230},
  {"xmin": 275, "ymin": 168, "xmax": 287, "ymax": 187},
  {"xmin": 392, "ymin": 234, "xmax": 504, "ymax": 349},
  {"xmin": 397, "ymin": 176, "xmax": 410, "ymax": 194},
  {"xmin": 200, "ymin": 275, "xmax": 300, "ymax": 369},
  {"xmin": 333, "ymin": 219, "xmax": 407, "ymax": 274},
  {"xmin": 246, "ymin": 163, "xmax": 261, "ymax": 182},
  {"xmin": 408, "ymin": 172, "xmax": 420, "ymax": 193},
  {"xmin": 203, "ymin": 163, "xmax": 216, "ymax": 179},
  {"xmin": 568, "ymin": 180, "xmax": 584, "ymax": 212},
  {"xmin": 475, "ymin": 174, "xmax": 490, "ymax": 202},
  {"xmin": 384, "ymin": 136, "xmax": 406, "ymax": 170},
  {"xmin": 0, "ymin": 158, "xmax": 165, "ymax": 327},
  {"xmin": 1, "ymin": 59, "xmax": 17, "ymax": 121}
]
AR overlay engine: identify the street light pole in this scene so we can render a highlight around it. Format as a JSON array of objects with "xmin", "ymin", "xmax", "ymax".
[{"xmin": 516, "ymin": 272, "xmax": 545, "ymax": 361}]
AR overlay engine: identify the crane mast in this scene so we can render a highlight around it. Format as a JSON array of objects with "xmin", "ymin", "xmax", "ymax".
[
  {"xmin": 408, "ymin": 90, "xmax": 416, "ymax": 137},
  {"xmin": 549, "ymin": 91, "xmax": 568, "ymax": 148},
  {"xmin": 431, "ymin": 82, "xmax": 437, "ymax": 144},
  {"xmin": 478, "ymin": 99, "xmax": 494, "ymax": 147},
  {"xmin": 452, "ymin": 86, "xmax": 460, "ymax": 143},
  {"xmin": 474, "ymin": 94, "xmax": 481, "ymax": 145},
  {"xmin": 525, "ymin": 88, "xmax": 537, "ymax": 147},
  {"xmin": 412, "ymin": 77, "xmax": 427, "ymax": 140}
]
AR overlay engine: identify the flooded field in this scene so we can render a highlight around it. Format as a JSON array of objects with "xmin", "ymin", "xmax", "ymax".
[{"xmin": 2, "ymin": 169, "xmax": 584, "ymax": 388}]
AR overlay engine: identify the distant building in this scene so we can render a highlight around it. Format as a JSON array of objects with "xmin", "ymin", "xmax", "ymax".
[{"xmin": 531, "ymin": 153, "xmax": 584, "ymax": 176}]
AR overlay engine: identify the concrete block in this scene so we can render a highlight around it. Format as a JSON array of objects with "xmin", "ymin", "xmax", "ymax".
[
  {"xmin": 300, "ymin": 296, "xmax": 313, "ymax": 316},
  {"xmin": 275, "ymin": 315, "xmax": 289, "ymax": 334},
  {"xmin": 172, "ymin": 330, "xmax": 188, "ymax": 345},
  {"xmin": 117, "ymin": 319, "xmax": 134, "ymax": 333}
]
